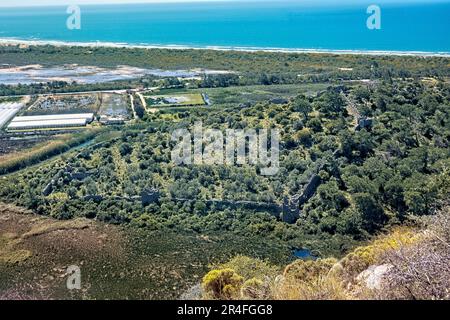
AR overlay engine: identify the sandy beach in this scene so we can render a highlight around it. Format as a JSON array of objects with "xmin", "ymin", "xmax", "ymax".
[{"xmin": 1, "ymin": 38, "xmax": 449, "ymax": 58}]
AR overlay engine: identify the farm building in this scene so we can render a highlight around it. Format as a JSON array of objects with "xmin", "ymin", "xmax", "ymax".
[
  {"xmin": 8, "ymin": 118, "xmax": 89, "ymax": 130},
  {"xmin": 0, "ymin": 102, "xmax": 23, "ymax": 129},
  {"xmin": 7, "ymin": 113, "xmax": 94, "ymax": 131},
  {"xmin": 99, "ymin": 115, "xmax": 125, "ymax": 125}
]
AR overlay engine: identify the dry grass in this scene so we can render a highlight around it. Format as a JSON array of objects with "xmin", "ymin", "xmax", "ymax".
[
  {"xmin": 0, "ymin": 233, "xmax": 31, "ymax": 264},
  {"xmin": 0, "ymin": 203, "xmax": 90, "ymax": 264},
  {"xmin": 273, "ymin": 275, "xmax": 349, "ymax": 300},
  {"xmin": 272, "ymin": 258, "xmax": 349, "ymax": 300},
  {"xmin": 21, "ymin": 218, "xmax": 91, "ymax": 239}
]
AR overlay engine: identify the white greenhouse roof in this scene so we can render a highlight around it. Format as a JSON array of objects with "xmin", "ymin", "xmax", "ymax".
[
  {"xmin": 0, "ymin": 102, "xmax": 23, "ymax": 128},
  {"xmin": 12, "ymin": 113, "xmax": 94, "ymax": 122},
  {"xmin": 8, "ymin": 118, "xmax": 88, "ymax": 129}
]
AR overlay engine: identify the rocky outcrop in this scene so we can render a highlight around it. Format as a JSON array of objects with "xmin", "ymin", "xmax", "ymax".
[
  {"xmin": 356, "ymin": 264, "xmax": 393, "ymax": 290},
  {"xmin": 179, "ymin": 284, "xmax": 203, "ymax": 300},
  {"xmin": 238, "ymin": 102, "xmax": 252, "ymax": 108}
]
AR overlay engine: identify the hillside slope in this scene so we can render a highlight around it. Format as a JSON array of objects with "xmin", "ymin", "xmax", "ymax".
[{"xmin": 202, "ymin": 205, "xmax": 450, "ymax": 300}]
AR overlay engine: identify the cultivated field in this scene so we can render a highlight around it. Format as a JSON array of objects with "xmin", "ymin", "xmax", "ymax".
[
  {"xmin": 24, "ymin": 94, "xmax": 100, "ymax": 116},
  {"xmin": 99, "ymin": 94, "xmax": 131, "ymax": 118},
  {"xmin": 145, "ymin": 93, "xmax": 206, "ymax": 108},
  {"xmin": 0, "ymin": 136, "xmax": 55, "ymax": 157}
]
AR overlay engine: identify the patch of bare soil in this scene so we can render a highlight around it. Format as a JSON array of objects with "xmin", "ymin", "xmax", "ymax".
[
  {"xmin": 0, "ymin": 203, "xmax": 216, "ymax": 300},
  {"xmin": 0, "ymin": 202, "xmax": 125, "ymax": 299},
  {"xmin": 0, "ymin": 202, "xmax": 289, "ymax": 300}
]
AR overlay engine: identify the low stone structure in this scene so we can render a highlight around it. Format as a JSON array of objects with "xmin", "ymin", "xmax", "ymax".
[
  {"xmin": 297, "ymin": 174, "xmax": 321, "ymax": 206},
  {"xmin": 281, "ymin": 197, "xmax": 300, "ymax": 224},
  {"xmin": 172, "ymin": 197, "xmax": 282, "ymax": 217},
  {"xmin": 42, "ymin": 182, "xmax": 54, "ymax": 197},
  {"xmin": 355, "ymin": 117, "xmax": 373, "ymax": 131},
  {"xmin": 270, "ymin": 97, "xmax": 289, "ymax": 105},
  {"xmin": 141, "ymin": 188, "xmax": 160, "ymax": 205},
  {"xmin": 42, "ymin": 165, "xmax": 94, "ymax": 196},
  {"xmin": 280, "ymin": 174, "xmax": 322, "ymax": 223},
  {"xmin": 70, "ymin": 171, "xmax": 89, "ymax": 181},
  {"xmin": 83, "ymin": 195, "xmax": 104, "ymax": 202}
]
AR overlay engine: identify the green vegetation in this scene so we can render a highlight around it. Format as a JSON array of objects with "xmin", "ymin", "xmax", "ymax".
[
  {"xmin": 181, "ymin": 83, "xmax": 330, "ymax": 107},
  {"xmin": 1, "ymin": 78, "xmax": 448, "ymax": 258},
  {"xmin": 0, "ymin": 45, "xmax": 449, "ymax": 300},
  {"xmin": 24, "ymin": 94, "xmax": 100, "ymax": 116},
  {"xmin": 145, "ymin": 93, "xmax": 205, "ymax": 108},
  {"xmin": 1, "ymin": 45, "xmax": 449, "ymax": 80},
  {"xmin": 99, "ymin": 94, "xmax": 131, "ymax": 118},
  {"xmin": 0, "ymin": 96, "xmax": 21, "ymax": 103},
  {"xmin": 0, "ymin": 129, "xmax": 102, "ymax": 175},
  {"xmin": 132, "ymin": 93, "xmax": 145, "ymax": 119},
  {"xmin": 0, "ymin": 44, "xmax": 449, "ymax": 96}
]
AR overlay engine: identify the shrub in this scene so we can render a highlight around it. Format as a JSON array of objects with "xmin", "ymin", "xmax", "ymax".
[
  {"xmin": 241, "ymin": 278, "xmax": 271, "ymax": 300},
  {"xmin": 202, "ymin": 269, "xmax": 243, "ymax": 300},
  {"xmin": 339, "ymin": 227, "xmax": 420, "ymax": 280},
  {"xmin": 216, "ymin": 255, "xmax": 280, "ymax": 281},
  {"xmin": 283, "ymin": 258, "xmax": 337, "ymax": 282},
  {"xmin": 273, "ymin": 258, "xmax": 347, "ymax": 300}
]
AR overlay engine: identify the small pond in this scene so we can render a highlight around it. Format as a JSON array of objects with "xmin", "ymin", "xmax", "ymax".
[{"xmin": 292, "ymin": 248, "xmax": 316, "ymax": 260}]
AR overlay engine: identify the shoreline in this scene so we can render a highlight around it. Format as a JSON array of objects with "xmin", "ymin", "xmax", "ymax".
[{"xmin": 1, "ymin": 38, "xmax": 450, "ymax": 58}]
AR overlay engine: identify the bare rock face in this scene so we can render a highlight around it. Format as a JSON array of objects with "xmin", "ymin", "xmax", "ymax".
[
  {"xmin": 179, "ymin": 283, "xmax": 203, "ymax": 300},
  {"xmin": 356, "ymin": 264, "xmax": 393, "ymax": 290},
  {"xmin": 355, "ymin": 117, "xmax": 373, "ymax": 131}
]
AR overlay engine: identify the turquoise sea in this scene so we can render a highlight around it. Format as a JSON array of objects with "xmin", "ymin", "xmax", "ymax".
[{"xmin": 0, "ymin": 1, "xmax": 449, "ymax": 53}]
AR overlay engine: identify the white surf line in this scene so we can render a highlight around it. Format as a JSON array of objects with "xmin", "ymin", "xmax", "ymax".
[{"xmin": 1, "ymin": 38, "xmax": 449, "ymax": 58}]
